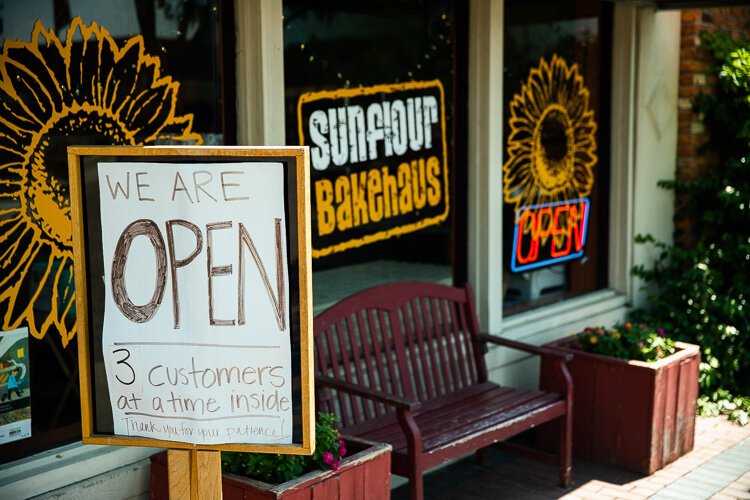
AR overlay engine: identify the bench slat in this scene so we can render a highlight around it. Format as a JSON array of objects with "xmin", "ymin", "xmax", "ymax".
[{"xmin": 358, "ymin": 385, "xmax": 562, "ymax": 454}]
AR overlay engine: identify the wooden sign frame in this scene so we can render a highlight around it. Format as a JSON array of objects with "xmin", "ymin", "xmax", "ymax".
[{"xmin": 69, "ymin": 146, "xmax": 314, "ymax": 455}]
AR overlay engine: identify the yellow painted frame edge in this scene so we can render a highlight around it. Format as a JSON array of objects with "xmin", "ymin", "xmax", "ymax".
[{"xmin": 67, "ymin": 145, "xmax": 315, "ymax": 455}]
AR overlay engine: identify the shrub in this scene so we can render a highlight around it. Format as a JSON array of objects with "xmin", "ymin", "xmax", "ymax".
[
  {"xmin": 221, "ymin": 413, "xmax": 347, "ymax": 484},
  {"xmin": 630, "ymin": 30, "xmax": 750, "ymax": 424}
]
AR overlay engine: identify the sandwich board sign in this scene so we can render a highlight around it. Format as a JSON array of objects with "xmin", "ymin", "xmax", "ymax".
[{"xmin": 69, "ymin": 146, "xmax": 314, "ymax": 463}]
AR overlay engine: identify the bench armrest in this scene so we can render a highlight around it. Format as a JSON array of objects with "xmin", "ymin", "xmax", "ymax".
[
  {"xmin": 316, "ymin": 374, "xmax": 421, "ymax": 412},
  {"xmin": 478, "ymin": 333, "xmax": 573, "ymax": 361}
]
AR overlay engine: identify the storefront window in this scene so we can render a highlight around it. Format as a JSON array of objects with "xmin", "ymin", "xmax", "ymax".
[
  {"xmin": 502, "ymin": 0, "xmax": 611, "ymax": 313},
  {"xmin": 283, "ymin": 0, "xmax": 467, "ymax": 314},
  {"xmin": 0, "ymin": 0, "xmax": 232, "ymax": 463}
]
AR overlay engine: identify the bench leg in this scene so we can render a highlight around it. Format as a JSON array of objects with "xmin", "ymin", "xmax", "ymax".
[
  {"xmin": 559, "ymin": 412, "xmax": 572, "ymax": 487},
  {"xmin": 476, "ymin": 447, "xmax": 489, "ymax": 466},
  {"xmin": 409, "ymin": 470, "xmax": 424, "ymax": 500}
]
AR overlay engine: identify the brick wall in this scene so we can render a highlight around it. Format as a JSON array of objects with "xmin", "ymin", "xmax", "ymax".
[
  {"xmin": 678, "ymin": 7, "xmax": 750, "ymax": 181},
  {"xmin": 676, "ymin": 7, "xmax": 750, "ymax": 244}
]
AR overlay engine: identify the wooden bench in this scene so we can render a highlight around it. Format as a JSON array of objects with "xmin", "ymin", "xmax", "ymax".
[{"xmin": 313, "ymin": 281, "xmax": 573, "ymax": 500}]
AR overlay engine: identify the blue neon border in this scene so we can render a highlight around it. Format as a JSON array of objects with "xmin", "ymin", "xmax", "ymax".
[{"xmin": 509, "ymin": 197, "xmax": 590, "ymax": 272}]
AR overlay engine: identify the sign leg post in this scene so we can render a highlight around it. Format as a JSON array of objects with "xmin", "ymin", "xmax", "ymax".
[{"xmin": 168, "ymin": 449, "xmax": 222, "ymax": 499}]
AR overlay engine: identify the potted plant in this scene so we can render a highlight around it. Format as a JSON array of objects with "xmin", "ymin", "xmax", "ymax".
[
  {"xmin": 150, "ymin": 413, "xmax": 391, "ymax": 499},
  {"xmin": 538, "ymin": 322, "xmax": 700, "ymax": 475}
]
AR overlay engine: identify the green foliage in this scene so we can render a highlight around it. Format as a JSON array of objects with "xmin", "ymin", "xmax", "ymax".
[
  {"xmin": 631, "ymin": 31, "xmax": 750, "ymax": 425},
  {"xmin": 221, "ymin": 413, "xmax": 347, "ymax": 484},
  {"xmin": 571, "ymin": 322, "xmax": 675, "ymax": 362},
  {"xmin": 698, "ymin": 390, "xmax": 750, "ymax": 426},
  {"xmin": 694, "ymin": 31, "xmax": 750, "ymax": 152}
]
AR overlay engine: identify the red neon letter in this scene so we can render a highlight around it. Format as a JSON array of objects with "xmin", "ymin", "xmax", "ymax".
[{"xmin": 516, "ymin": 209, "xmax": 539, "ymax": 264}]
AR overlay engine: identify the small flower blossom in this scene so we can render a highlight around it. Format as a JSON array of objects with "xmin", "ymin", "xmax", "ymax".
[
  {"xmin": 322, "ymin": 451, "xmax": 334, "ymax": 465},
  {"xmin": 338, "ymin": 444, "xmax": 347, "ymax": 457},
  {"xmin": 573, "ymin": 322, "xmax": 674, "ymax": 362},
  {"xmin": 330, "ymin": 460, "xmax": 340, "ymax": 471}
]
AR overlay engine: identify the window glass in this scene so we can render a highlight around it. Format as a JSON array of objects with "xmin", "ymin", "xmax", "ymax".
[
  {"xmin": 502, "ymin": 0, "xmax": 611, "ymax": 313},
  {"xmin": 283, "ymin": 0, "xmax": 466, "ymax": 314},
  {"xmin": 0, "ymin": 0, "xmax": 231, "ymax": 463}
]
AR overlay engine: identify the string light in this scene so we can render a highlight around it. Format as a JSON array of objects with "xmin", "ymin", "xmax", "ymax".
[{"xmin": 286, "ymin": 10, "xmax": 454, "ymax": 87}]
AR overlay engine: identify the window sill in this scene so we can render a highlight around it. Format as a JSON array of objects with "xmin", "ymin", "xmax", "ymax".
[
  {"xmin": 492, "ymin": 289, "xmax": 628, "ymax": 356},
  {"xmin": 0, "ymin": 441, "xmax": 159, "ymax": 498}
]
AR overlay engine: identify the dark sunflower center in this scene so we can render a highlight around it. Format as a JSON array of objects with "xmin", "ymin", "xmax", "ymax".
[
  {"xmin": 539, "ymin": 112, "xmax": 568, "ymax": 164},
  {"xmin": 28, "ymin": 111, "xmax": 133, "ymax": 247}
]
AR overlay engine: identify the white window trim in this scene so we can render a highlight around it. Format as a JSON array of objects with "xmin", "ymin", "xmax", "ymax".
[
  {"xmin": 235, "ymin": 0, "xmax": 286, "ymax": 145},
  {"xmin": 467, "ymin": 0, "xmax": 505, "ymax": 333}
]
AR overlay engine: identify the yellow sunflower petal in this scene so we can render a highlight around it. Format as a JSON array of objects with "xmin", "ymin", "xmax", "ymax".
[
  {"xmin": 33, "ymin": 255, "xmax": 75, "ymax": 345},
  {"xmin": 1, "ymin": 16, "xmax": 203, "ymax": 346},
  {"xmin": 155, "ymin": 115, "xmax": 202, "ymax": 143},
  {"xmin": 1, "ymin": 238, "xmax": 48, "ymax": 327},
  {"xmin": 503, "ymin": 54, "xmax": 597, "ymax": 212}
]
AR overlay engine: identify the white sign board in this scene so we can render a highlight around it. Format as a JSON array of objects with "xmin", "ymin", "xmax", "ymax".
[{"xmin": 97, "ymin": 162, "xmax": 292, "ymax": 445}]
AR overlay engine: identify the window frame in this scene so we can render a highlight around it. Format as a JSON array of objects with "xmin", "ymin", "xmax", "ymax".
[{"xmin": 466, "ymin": 0, "xmax": 641, "ymax": 348}]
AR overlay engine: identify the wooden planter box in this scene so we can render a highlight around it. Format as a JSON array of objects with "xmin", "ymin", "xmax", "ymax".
[
  {"xmin": 538, "ymin": 339, "xmax": 700, "ymax": 475},
  {"xmin": 150, "ymin": 438, "xmax": 391, "ymax": 499}
]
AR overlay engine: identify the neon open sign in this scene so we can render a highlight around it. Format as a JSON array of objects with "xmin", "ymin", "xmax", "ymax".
[{"xmin": 510, "ymin": 198, "xmax": 590, "ymax": 272}]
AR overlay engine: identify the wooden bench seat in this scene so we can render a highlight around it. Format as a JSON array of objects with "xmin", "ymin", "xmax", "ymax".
[{"xmin": 314, "ymin": 282, "xmax": 573, "ymax": 499}]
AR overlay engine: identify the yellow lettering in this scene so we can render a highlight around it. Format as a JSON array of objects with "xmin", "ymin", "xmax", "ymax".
[
  {"xmin": 411, "ymin": 158, "xmax": 427, "ymax": 210},
  {"xmin": 335, "ymin": 176, "xmax": 352, "ymax": 231},
  {"xmin": 368, "ymin": 169, "xmax": 383, "ymax": 222},
  {"xmin": 312, "ymin": 156, "xmax": 445, "ymax": 240},
  {"xmin": 350, "ymin": 172, "xmax": 369, "ymax": 227},
  {"xmin": 382, "ymin": 166, "xmax": 399, "ymax": 218},
  {"xmin": 426, "ymin": 156, "xmax": 441, "ymax": 206},
  {"xmin": 314, "ymin": 179, "xmax": 335, "ymax": 236},
  {"xmin": 397, "ymin": 162, "xmax": 413, "ymax": 213}
]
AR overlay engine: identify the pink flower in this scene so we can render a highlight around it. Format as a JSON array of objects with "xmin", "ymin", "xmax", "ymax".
[
  {"xmin": 657, "ymin": 328, "xmax": 666, "ymax": 338},
  {"xmin": 330, "ymin": 460, "xmax": 340, "ymax": 471},
  {"xmin": 338, "ymin": 444, "xmax": 347, "ymax": 457},
  {"xmin": 322, "ymin": 451, "xmax": 334, "ymax": 465}
]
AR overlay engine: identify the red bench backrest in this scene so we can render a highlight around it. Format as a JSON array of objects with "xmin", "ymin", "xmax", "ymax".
[{"xmin": 313, "ymin": 281, "xmax": 487, "ymax": 428}]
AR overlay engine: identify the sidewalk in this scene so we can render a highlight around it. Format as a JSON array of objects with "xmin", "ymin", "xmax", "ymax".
[{"xmin": 392, "ymin": 416, "xmax": 750, "ymax": 499}]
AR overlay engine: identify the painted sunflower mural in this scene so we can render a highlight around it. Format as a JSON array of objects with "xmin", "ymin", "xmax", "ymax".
[
  {"xmin": 0, "ymin": 17, "xmax": 202, "ymax": 348},
  {"xmin": 503, "ymin": 54, "xmax": 597, "ymax": 218}
]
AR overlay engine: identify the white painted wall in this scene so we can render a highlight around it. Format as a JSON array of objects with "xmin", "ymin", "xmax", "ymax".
[
  {"xmin": 0, "ymin": 443, "xmax": 155, "ymax": 499},
  {"xmin": 630, "ymin": 7, "xmax": 681, "ymax": 308},
  {"xmin": 35, "ymin": 459, "xmax": 150, "ymax": 500}
]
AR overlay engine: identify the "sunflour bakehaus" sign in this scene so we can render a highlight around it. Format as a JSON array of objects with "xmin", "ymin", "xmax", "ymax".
[{"xmin": 298, "ymin": 80, "xmax": 449, "ymax": 258}]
